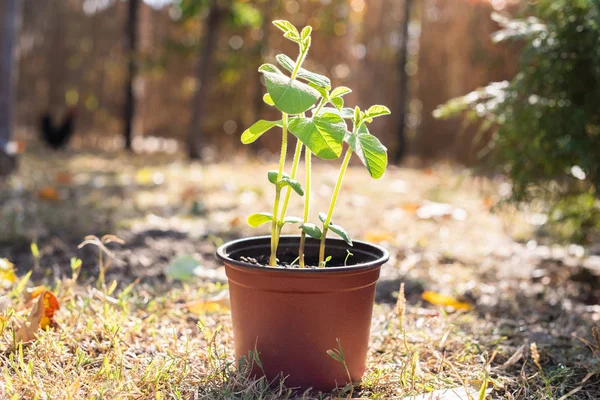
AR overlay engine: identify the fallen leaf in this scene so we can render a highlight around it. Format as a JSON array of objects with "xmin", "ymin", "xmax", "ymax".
[
  {"xmin": 229, "ymin": 216, "xmax": 241, "ymax": 228},
  {"xmin": 0, "ymin": 296, "xmax": 10, "ymax": 325},
  {"xmin": 165, "ymin": 255, "xmax": 202, "ymax": 282},
  {"xmin": 56, "ymin": 171, "xmax": 73, "ymax": 184},
  {"xmin": 14, "ymin": 291, "xmax": 60, "ymax": 345},
  {"xmin": 185, "ymin": 290, "xmax": 230, "ymax": 315},
  {"xmin": 38, "ymin": 291, "xmax": 60, "ymax": 330},
  {"xmin": 24, "ymin": 285, "xmax": 48, "ymax": 307},
  {"xmin": 363, "ymin": 231, "xmax": 395, "ymax": 243},
  {"xmin": 180, "ymin": 186, "xmax": 198, "ymax": 202},
  {"xmin": 483, "ymin": 195, "xmax": 495, "ymax": 210},
  {"xmin": 422, "ymin": 291, "xmax": 472, "ymax": 311},
  {"xmin": 0, "ymin": 258, "xmax": 17, "ymax": 284},
  {"xmin": 37, "ymin": 186, "xmax": 60, "ymax": 201},
  {"xmin": 399, "ymin": 202, "xmax": 422, "ymax": 214}
]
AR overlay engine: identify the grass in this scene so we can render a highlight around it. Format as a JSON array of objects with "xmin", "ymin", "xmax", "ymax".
[{"xmin": 1, "ymin": 149, "xmax": 599, "ymax": 399}]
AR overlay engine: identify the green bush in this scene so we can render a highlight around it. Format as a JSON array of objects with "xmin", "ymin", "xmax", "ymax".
[{"xmin": 435, "ymin": 0, "xmax": 600, "ymax": 242}]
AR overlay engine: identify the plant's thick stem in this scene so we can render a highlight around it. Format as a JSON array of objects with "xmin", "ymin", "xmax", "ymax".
[
  {"xmin": 319, "ymin": 147, "xmax": 353, "ymax": 266},
  {"xmin": 277, "ymin": 139, "xmax": 303, "ymax": 240},
  {"xmin": 269, "ymin": 113, "xmax": 288, "ymax": 266},
  {"xmin": 299, "ymin": 149, "xmax": 312, "ymax": 268},
  {"xmin": 268, "ymin": 41, "xmax": 309, "ymax": 266}
]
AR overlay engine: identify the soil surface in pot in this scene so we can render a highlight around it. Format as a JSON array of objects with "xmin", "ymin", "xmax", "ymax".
[{"xmin": 236, "ymin": 245, "xmax": 366, "ymax": 269}]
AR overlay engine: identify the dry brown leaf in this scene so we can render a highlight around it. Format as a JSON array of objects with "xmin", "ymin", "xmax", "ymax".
[
  {"xmin": 229, "ymin": 216, "xmax": 241, "ymax": 228},
  {"xmin": 55, "ymin": 171, "xmax": 73, "ymax": 184},
  {"xmin": 14, "ymin": 291, "xmax": 60, "ymax": 345},
  {"xmin": 422, "ymin": 291, "xmax": 473, "ymax": 311},
  {"xmin": 0, "ymin": 296, "xmax": 10, "ymax": 325},
  {"xmin": 363, "ymin": 231, "xmax": 395, "ymax": 243},
  {"xmin": 180, "ymin": 186, "xmax": 198, "ymax": 202},
  {"xmin": 184, "ymin": 291, "xmax": 230, "ymax": 315},
  {"xmin": 37, "ymin": 186, "xmax": 60, "ymax": 201},
  {"xmin": 399, "ymin": 202, "xmax": 422, "ymax": 214},
  {"xmin": 24, "ymin": 285, "xmax": 48, "ymax": 307}
]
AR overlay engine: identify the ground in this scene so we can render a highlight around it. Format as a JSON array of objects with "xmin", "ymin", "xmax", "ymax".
[{"xmin": 0, "ymin": 148, "xmax": 599, "ymax": 399}]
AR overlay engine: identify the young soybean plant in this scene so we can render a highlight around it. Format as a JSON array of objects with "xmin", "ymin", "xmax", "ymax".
[
  {"xmin": 241, "ymin": 19, "xmax": 390, "ymax": 268},
  {"xmin": 241, "ymin": 20, "xmax": 346, "ymax": 266},
  {"xmin": 300, "ymin": 104, "xmax": 390, "ymax": 267}
]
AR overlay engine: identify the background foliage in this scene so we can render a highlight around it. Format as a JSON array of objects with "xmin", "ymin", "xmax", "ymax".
[{"xmin": 435, "ymin": 0, "xmax": 600, "ymax": 241}]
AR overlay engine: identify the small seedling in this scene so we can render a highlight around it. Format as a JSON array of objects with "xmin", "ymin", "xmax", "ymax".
[
  {"xmin": 327, "ymin": 338, "xmax": 354, "ymax": 398},
  {"xmin": 344, "ymin": 250, "xmax": 353, "ymax": 266},
  {"xmin": 242, "ymin": 20, "xmax": 390, "ymax": 267}
]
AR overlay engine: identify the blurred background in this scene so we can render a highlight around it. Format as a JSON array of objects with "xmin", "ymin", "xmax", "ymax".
[
  {"xmin": 2, "ymin": 0, "xmax": 520, "ymax": 163},
  {"xmin": 1, "ymin": 0, "xmax": 599, "ymax": 246}
]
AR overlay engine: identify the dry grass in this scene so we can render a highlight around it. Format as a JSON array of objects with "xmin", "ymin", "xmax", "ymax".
[{"xmin": 1, "ymin": 149, "xmax": 599, "ymax": 399}]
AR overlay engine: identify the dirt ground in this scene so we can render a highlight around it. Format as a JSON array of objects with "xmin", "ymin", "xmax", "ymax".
[{"xmin": 1, "ymin": 148, "xmax": 599, "ymax": 399}]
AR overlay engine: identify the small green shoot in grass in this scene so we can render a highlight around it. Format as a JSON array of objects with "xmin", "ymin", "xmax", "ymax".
[{"xmin": 327, "ymin": 338, "xmax": 354, "ymax": 398}]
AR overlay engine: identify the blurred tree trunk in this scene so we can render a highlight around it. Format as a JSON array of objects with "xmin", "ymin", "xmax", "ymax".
[
  {"xmin": 187, "ymin": 0, "xmax": 225, "ymax": 160},
  {"xmin": 394, "ymin": 0, "xmax": 413, "ymax": 164},
  {"xmin": 0, "ymin": 0, "xmax": 22, "ymax": 177},
  {"xmin": 123, "ymin": 0, "xmax": 140, "ymax": 151}
]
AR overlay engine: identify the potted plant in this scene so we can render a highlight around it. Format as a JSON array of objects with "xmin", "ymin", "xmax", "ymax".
[{"xmin": 216, "ymin": 20, "xmax": 391, "ymax": 391}]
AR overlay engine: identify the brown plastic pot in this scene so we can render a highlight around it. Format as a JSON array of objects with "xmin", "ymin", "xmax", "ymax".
[{"xmin": 216, "ymin": 235, "xmax": 389, "ymax": 391}]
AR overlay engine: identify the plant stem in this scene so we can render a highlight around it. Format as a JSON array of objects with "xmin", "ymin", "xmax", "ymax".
[
  {"xmin": 276, "ymin": 139, "xmax": 303, "ymax": 239},
  {"xmin": 269, "ymin": 113, "xmax": 288, "ymax": 266},
  {"xmin": 299, "ymin": 149, "xmax": 312, "ymax": 268},
  {"xmin": 312, "ymin": 97, "xmax": 326, "ymax": 116},
  {"xmin": 291, "ymin": 46, "xmax": 308, "ymax": 80},
  {"xmin": 319, "ymin": 146, "xmax": 353, "ymax": 266}
]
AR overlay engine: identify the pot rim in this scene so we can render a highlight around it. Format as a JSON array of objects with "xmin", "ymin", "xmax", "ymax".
[{"xmin": 216, "ymin": 235, "xmax": 390, "ymax": 273}]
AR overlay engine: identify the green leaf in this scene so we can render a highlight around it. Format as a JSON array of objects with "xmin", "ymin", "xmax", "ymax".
[
  {"xmin": 165, "ymin": 255, "xmax": 202, "ymax": 282},
  {"xmin": 261, "ymin": 71, "xmax": 320, "ymax": 114},
  {"xmin": 276, "ymin": 54, "xmax": 331, "ymax": 88},
  {"xmin": 366, "ymin": 105, "xmax": 391, "ymax": 118},
  {"xmin": 279, "ymin": 177, "xmax": 304, "ymax": 196},
  {"xmin": 258, "ymin": 63, "xmax": 282, "ymax": 74},
  {"xmin": 247, "ymin": 213, "xmax": 273, "ymax": 227},
  {"xmin": 283, "ymin": 216, "xmax": 302, "ymax": 224},
  {"xmin": 300, "ymin": 223, "xmax": 322, "ymax": 239},
  {"xmin": 263, "ymin": 93, "xmax": 274, "ymax": 106},
  {"xmin": 267, "ymin": 170, "xmax": 290, "ymax": 184},
  {"xmin": 354, "ymin": 106, "xmax": 361, "ymax": 123},
  {"xmin": 319, "ymin": 107, "xmax": 355, "ymax": 119},
  {"xmin": 318, "ymin": 212, "xmax": 328, "ymax": 223},
  {"xmin": 288, "ymin": 113, "xmax": 347, "ymax": 160},
  {"xmin": 318, "ymin": 213, "xmax": 352, "ymax": 245},
  {"xmin": 301, "ymin": 26, "xmax": 312, "ymax": 39},
  {"xmin": 348, "ymin": 124, "xmax": 388, "ymax": 179},
  {"xmin": 308, "ymin": 82, "xmax": 329, "ymax": 100},
  {"xmin": 241, "ymin": 120, "xmax": 282, "ymax": 144},
  {"xmin": 273, "ymin": 20, "xmax": 299, "ymax": 37},
  {"xmin": 326, "ymin": 349, "xmax": 344, "ymax": 363},
  {"xmin": 283, "ymin": 31, "xmax": 300, "ymax": 42},
  {"xmin": 330, "ymin": 86, "xmax": 352, "ymax": 98},
  {"xmin": 331, "ymin": 96, "xmax": 343, "ymax": 110},
  {"xmin": 329, "ymin": 223, "xmax": 352, "ymax": 246}
]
